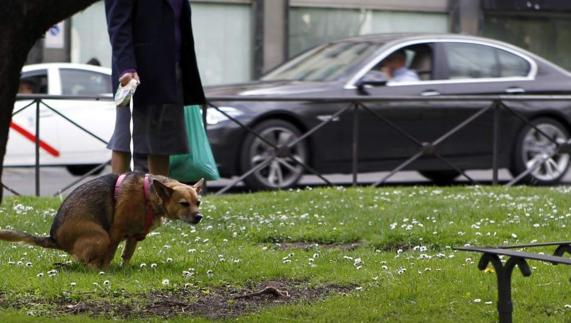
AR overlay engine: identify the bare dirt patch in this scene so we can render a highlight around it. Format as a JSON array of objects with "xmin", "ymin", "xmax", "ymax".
[{"xmin": 57, "ymin": 280, "xmax": 355, "ymax": 319}]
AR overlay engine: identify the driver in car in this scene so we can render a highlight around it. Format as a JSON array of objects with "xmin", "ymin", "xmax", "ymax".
[
  {"xmin": 379, "ymin": 50, "xmax": 419, "ymax": 82},
  {"xmin": 18, "ymin": 79, "xmax": 36, "ymax": 94}
]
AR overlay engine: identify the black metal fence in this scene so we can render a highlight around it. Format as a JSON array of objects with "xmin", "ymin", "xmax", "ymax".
[
  {"xmin": 6, "ymin": 94, "xmax": 113, "ymax": 196},
  {"xmin": 4, "ymin": 94, "xmax": 571, "ymax": 196},
  {"xmin": 207, "ymin": 94, "xmax": 571, "ymax": 195}
]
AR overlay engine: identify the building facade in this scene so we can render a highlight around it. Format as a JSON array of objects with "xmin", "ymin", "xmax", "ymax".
[{"xmin": 30, "ymin": 0, "xmax": 571, "ymax": 86}]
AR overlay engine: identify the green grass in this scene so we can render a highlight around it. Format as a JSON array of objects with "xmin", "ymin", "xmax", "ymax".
[{"xmin": 1, "ymin": 186, "xmax": 571, "ymax": 321}]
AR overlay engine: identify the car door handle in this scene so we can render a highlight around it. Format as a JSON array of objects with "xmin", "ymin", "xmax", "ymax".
[
  {"xmin": 421, "ymin": 90, "xmax": 440, "ymax": 96},
  {"xmin": 505, "ymin": 87, "xmax": 525, "ymax": 94}
]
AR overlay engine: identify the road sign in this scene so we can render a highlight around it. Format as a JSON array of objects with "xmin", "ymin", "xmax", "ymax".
[{"xmin": 45, "ymin": 22, "xmax": 65, "ymax": 49}]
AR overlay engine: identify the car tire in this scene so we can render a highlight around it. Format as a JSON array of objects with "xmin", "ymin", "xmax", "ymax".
[
  {"xmin": 240, "ymin": 119, "xmax": 308, "ymax": 190},
  {"xmin": 66, "ymin": 164, "xmax": 104, "ymax": 177},
  {"xmin": 510, "ymin": 117, "xmax": 570, "ymax": 185},
  {"xmin": 419, "ymin": 170, "xmax": 460, "ymax": 185}
]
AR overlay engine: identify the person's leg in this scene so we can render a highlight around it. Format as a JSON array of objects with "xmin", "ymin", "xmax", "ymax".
[
  {"xmin": 147, "ymin": 154, "xmax": 170, "ymax": 176},
  {"xmin": 112, "ymin": 151, "xmax": 131, "ymax": 174}
]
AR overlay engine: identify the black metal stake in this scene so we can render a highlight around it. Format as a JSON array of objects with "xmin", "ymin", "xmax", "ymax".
[
  {"xmin": 477, "ymin": 254, "xmax": 532, "ymax": 323},
  {"xmin": 2, "ymin": 183, "xmax": 21, "ymax": 196},
  {"xmin": 12, "ymin": 100, "xmax": 37, "ymax": 117},
  {"xmin": 215, "ymin": 158, "xmax": 273, "ymax": 195},
  {"xmin": 35, "ymin": 99, "xmax": 40, "ymax": 197},
  {"xmin": 41, "ymin": 102, "xmax": 109, "ymax": 145},
  {"xmin": 201, "ymin": 104, "xmax": 208, "ymax": 192},
  {"xmin": 432, "ymin": 104, "xmax": 493, "ymax": 146},
  {"xmin": 506, "ymin": 152, "xmax": 555, "ymax": 186},
  {"xmin": 352, "ymin": 104, "xmax": 359, "ymax": 186},
  {"xmin": 372, "ymin": 151, "xmax": 424, "ymax": 186},
  {"xmin": 492, "ymin": 102, "xmax": 500, "ymax": 185},
  {"xmin": 286, "ymin": 103, "xmax": 353, "ymax": 148},
  {"xmin": 360, "ymin": 103, "xmax": 424, "ymax": 147},
  {"xmin": 433, "ymin": 152, "xmax": 478, "ymax": 184}
]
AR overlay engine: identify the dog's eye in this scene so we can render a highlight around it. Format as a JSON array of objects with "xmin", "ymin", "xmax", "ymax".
[
  {"xmin": 197, "ymin": 200, "xmax": 201, "ymax": 207},
  {"xmin": 179, "ymin": 201, "xmax": 191, "ymax": 207}
]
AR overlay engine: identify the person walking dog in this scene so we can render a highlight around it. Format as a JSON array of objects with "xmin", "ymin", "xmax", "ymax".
[{"xmin": 105, "ymin": 0, "xmax": 206, "ymax": 176}]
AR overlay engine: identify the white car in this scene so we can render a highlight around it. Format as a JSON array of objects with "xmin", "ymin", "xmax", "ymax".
[{"xmin": 6, "ymin": 63, "xmax": 116, "ymax": 175}]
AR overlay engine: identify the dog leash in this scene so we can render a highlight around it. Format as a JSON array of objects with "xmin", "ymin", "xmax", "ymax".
[
  {"xmin": 128, "ymin": 82, "xmax": 136, "ymax": 172},
  {"xmin": 114, "ymin": 77, "xmax": 139, "ymax": 172}
]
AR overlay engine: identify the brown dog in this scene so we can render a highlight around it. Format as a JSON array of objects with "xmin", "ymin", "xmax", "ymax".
[{"xmin": 0, "ymin": 172, "xmax": 203, "ymax": 269}]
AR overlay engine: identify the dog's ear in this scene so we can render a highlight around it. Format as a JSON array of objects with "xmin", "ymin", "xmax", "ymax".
[
  {"xmin": 152, "ymin": 179, "xmax": 174, "ymax": 202},
  {"xmin": 193, "ymin": 178, "xmax": 205, "ymax": 194}
]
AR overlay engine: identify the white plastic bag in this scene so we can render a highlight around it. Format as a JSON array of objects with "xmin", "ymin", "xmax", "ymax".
[{"xmin": 114, "ymin": 78, "xmax": 140, "ymax": 107}]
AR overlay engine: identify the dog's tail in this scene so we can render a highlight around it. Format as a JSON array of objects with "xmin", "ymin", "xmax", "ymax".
[{"xmin": 0, "ymin": 230, "xmax": 59, "ymax": 249}]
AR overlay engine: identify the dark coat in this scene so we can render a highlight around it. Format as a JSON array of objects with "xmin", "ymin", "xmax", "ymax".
[{"xmin": 105, "ymin": 0, "xmax": 206, "ymax": 106}]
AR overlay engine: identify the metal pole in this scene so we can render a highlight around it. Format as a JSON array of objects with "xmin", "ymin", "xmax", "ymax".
[
  {"xmin": 492, "ymin": 101, "xmax": 500, "ymax": 185},
  {"xmin": 352, "ymin": 103, "xmax": 359, "ymax": 186},
  {"xmin": 202, "ymin": 104, "xmax": 208, "ymax": 132},
  {"xmin": 35, "ymin": 99, "xmax": 40, "ymax": 196},
  {"xmin": 495, "ymin": 257, "xmax": 531, "ymax": 323},
  {"xmin": 202, "ymin": 104, "xmax": 209, "ymax": 193},
  {"xmin": 496, "ymin": 269, "xmax": 514, "ymax": 323}
]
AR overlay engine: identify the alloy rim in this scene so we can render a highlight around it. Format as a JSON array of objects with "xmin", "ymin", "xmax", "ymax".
[
  {"xmin": 521, "ymin": 123, "xmax": 570, "ymax": 181},
  {"xmin": 248, "ymin": 126, "xmax": 306, "ymax": 188}
]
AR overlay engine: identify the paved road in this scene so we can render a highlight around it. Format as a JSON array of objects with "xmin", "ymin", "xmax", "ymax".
[{"xmin": 3, "ymin": 166, "xmax": 570, "ymax": 198}]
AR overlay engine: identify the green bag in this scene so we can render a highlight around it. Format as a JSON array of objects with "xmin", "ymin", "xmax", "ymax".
[{"xmin": 169, "ymin": 105, "xmax": 220, "ymax": 182}]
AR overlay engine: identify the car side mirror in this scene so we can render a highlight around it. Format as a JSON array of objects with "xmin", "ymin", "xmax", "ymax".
[{"xmin": 356, "ymin": 71, "xmax": 388, "ymax": 95}]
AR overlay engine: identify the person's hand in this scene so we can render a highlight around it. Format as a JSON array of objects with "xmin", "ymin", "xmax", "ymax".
[{"xmin": 119, "ymin": 71, "xmax": 140, "ymax": 86}]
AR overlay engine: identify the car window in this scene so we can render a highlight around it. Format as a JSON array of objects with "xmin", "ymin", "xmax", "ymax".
[
  {"xmin": 262, "ymin": 42, "xmax": 383, "ymax": 82},
  {"xmin": 60, "ymin": 69, "xmax": 112, "ymax": 96},
  {"xmin": 444, "ymin": 43, "xmax": 499, "ymax": 79},
  {"xmin": 497, "ymin": 49, "xmax": 530, "ymax": 77},
  {"xmin": 444, "ymin": 42, "xmax": 531, "ymax": 80},
  {"xmin": 364, "ymin": 44, "xmax": 434, "ymax": 83},
  {"xmin": 19, "ymin": 70, "xmax": 48, "ymax": 94}
]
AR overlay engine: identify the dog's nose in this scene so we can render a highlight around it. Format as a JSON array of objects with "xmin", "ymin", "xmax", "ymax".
[{"xmin": 194, "ymin": 213, "xmax": 203, "ymax": 223}]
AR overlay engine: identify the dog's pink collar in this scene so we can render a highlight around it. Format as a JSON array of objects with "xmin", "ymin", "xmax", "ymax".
[
  {"xmin": 115, "ymin": 174, "xmax": 127, "ymax": 199},
  {"xmin": 114, "ymin": 173, "xmax": 155, "ymax": 241}
]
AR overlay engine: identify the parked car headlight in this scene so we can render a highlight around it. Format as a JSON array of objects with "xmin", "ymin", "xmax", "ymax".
[{"xmin": 206, "ymin": 106, "xmax": 244, "ymax": 125}]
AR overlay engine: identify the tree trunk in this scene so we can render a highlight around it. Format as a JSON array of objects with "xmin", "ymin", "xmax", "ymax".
[{"xmin": 0, "ymin": 0, "xmax": 98, "ymax": 202}]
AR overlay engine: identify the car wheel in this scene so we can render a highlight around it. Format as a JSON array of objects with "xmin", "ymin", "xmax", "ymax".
[
  {"xmin": 419, "ymin": 170, "xmax": 460, "ymax": 185},
  {"xmin": 510, "ymin": 118, "xmax": 570, "ymax": 185},
  {"xmin": 240, "ymin": 119, "xmax": 308, "ymax": 190},
  {"xmin": 66, "ymin": 164, "xmax": 104, "ymax": 176}
]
